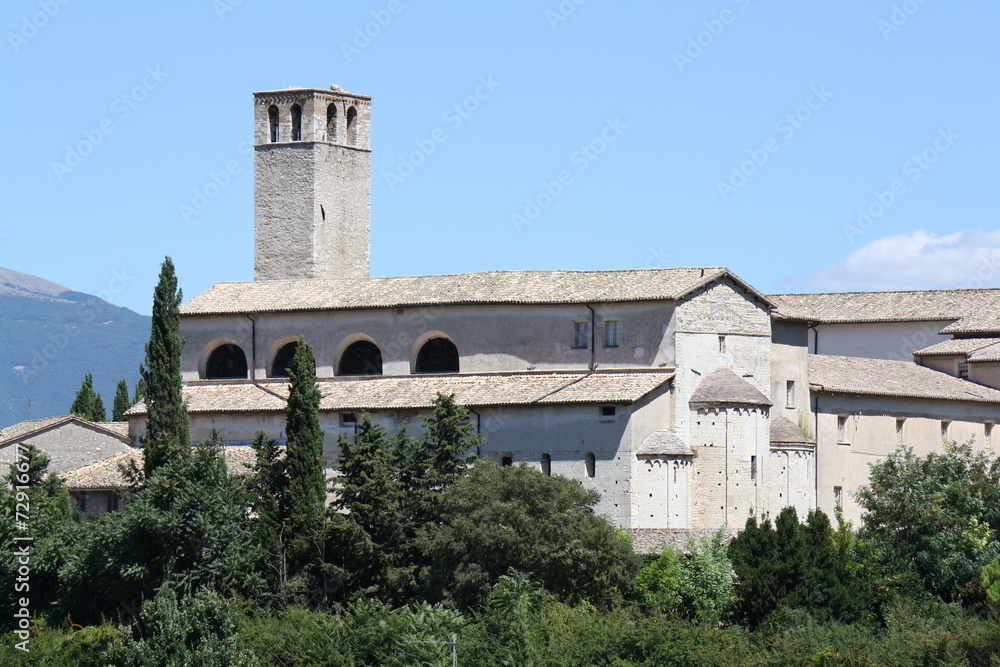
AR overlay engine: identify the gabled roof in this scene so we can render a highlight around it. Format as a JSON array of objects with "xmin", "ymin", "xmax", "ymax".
[
  {"xmin": 0, "ymin": 416, "xmax": 131, "ymax": 448},
  {"xmin": 125, "ymin": 370, "xmax": 676, "ymax": 415},
  {"xmin": 770, "ymin": 417, "xmax": 814, "ymax": 447},
  {"xmin": 769, "ymin": 289, "xmax": 1000, "ymax": 324},
  {"xmin": 809, "ymin": 354, "xmax": 1000, "ymax": 403},
  {"xmin": 180, "ymin": 268, "xmax": 772, "ymax": 316},
  {"xmin": 689, "ymin": 368, "xmax": 771, "ymax": 407},
  {"xmin": 914, "ymin": 338, "xmax": 1000, "ymax": 357},
  {"xmin": 61, "ymin": 446, "xmax": 260, "ymax": 491},
  {"xmin": 636, "ymin": 430, "xmax": 695, "ymax": 456}
]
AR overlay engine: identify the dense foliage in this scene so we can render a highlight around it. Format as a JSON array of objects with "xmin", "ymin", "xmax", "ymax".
[
  {"xmin": 8, "ymin": 263, "xmax": 1000, "ymax": 663},
  {"xmin": 855, "ymin": 439, "xmax": 1000, "ymax": 603}
]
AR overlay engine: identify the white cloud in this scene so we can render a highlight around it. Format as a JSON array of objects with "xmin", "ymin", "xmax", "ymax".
[{"xmin": 805, "ymin": 229, "xmax": 1000, "ymax": 291}]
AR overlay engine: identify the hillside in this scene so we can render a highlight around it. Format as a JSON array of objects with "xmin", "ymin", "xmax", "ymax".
[{"xmin": 0, "ymin": 267, "xmax": 150, "ymax": 429}]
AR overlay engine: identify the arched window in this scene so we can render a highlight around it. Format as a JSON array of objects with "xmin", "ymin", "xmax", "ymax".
[
  {"xmin": 585, "ymin": 452, "xmax": 596, "ymax": 478},
  {"xmin": 268, "ymin": 105, "xmax": 279, "ymax": 142},
  {"xmin": 415, "ymin": 338, "xmax": 459, "ymax": 374},
  {"xmin": 290, "ymin": 104, "xmax": 302, "ymax": 141},
  {"xmin": 326, "ymin": 103, "xmax": 337, "ymax": 142},
  {"xmin": 541, "ymin": 453, "xmax": 552, "ymax": 477},
  {"xmin": 346, "ymin": 106, "xmax": 357, "ymax": 145},
  {"xmin": 338, "ymin": 340, "xmax": 383, "ymax": 376},
  {"xmin": 270, "ymin": 341, "xmax": 299, "ymax": 378},
  {"xmin": 205, "ymin": 343, "xmax": 248, "ymax": 379}
]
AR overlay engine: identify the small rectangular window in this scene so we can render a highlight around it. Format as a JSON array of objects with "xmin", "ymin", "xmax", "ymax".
[
  {"xmin": 896, "ymin": 418, "xmax": 905, "ymax": 447},
  {"xmin": 340, "ymin": 412, "xmax": 357, "ymax": 426},
  {"xmin": 604, "ymin": 320, "xmax": 620, "ymax": 348},
  {"xmin": 585, "ymin": 452, "xmax": 596, "ymax": 478},
  {"xmin": 750, "ymin": 455, "xmax": 757, "ymax": 481},
  {"xmin": 75, "ymin": 495, "xmax": 87, "ymax": 514},
  {"xmin": 600, "ymin": 406, "xmax": 616, "ymax": 422},
  {"xmin": 834, "ymin": 486, "xmax": 843, "ymax": 507},
  {"xmin": 107, "ymin": 494, "xmax": 120, "ymax": 512},
  {"xmin": 572, "ymin": 321, "xmax": 589, "ymax": 349},
  {"xmin": 785, "ymin": 380, "xmax": 795, "ymax": 408},
  {"xmin": 959, "ymin": 361, "xmax": 969, "ymax": 378},
  {"xmin": 718, "ymin": 335, "xmax": 727, "ymax": 353},
  {"xmin": 541, "ymin": 453, "xmax": 551, "ymax": 476},
  {"xmin": 837, "ymin": 415, "xmax": 849, "ymax": 444},
  {"xmin": 941, "ymin": 420, "xmax": 951, "ymax": 441},
  {"xmin": 501, "ymin": 455, "xmax": 513, "ymax": 467}
]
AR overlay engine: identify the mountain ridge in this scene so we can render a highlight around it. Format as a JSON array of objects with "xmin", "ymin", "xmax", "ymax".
[{"xmin": 0, "ymin": 266, "xmax": 150, "ymax": 429}]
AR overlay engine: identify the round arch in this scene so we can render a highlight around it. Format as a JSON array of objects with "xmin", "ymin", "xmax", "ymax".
[
  {"xmin": 413, "ymin": 333, "xmax": 459, "ymax": 374},
  {"xmin": 201, "ymin": 339, "xmax": 248, "ymax": 380},
  {"xmin": 334, "ymin": 334, "xmax": 383, "ymax": 377},
  {"xmin": 268, "ymin": 335, "xmax": 304, "ymax": 378},
  {"xmin": 338, "ymin": 340, "xmax": 383, "ymax": 376}
]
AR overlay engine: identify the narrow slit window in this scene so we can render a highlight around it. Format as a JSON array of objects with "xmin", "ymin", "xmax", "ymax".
[
  {"xmin": 541, "ymin": 453, "xmax": 551, "ymax": 476},
  {"xmin": 750, "ymin": 455, "xmax": 757, "ymax": 481},
  {"xmin": 290, "ymin": 104, "xmax": 302, "ymax": 141},
  {"xmin": 896, "ymin": 418, "xmax": 905, "ymax": 446},
  {"xmin": 718, "ymin": 335, "xmax": 726, "ymax": 353},
  {"xmin": 585, "ymin": 452, "xmax": 596, "ymax": 478},
  {"xmin": 785, "ymin": 380, "xmax": 795, "ymax": 408}
]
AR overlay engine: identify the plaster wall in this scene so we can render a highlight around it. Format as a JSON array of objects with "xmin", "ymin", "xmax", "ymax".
[
  {"xmin": 810, "ymin": 321, "xmax": 953, "ymax": 361},
  {"xmin": 179, "ymin": 302, "xmax": 677, "ymax": 382}
]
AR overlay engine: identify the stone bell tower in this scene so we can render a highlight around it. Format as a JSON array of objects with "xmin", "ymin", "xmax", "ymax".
[{"xmin": 253, "ymin": 85, "xmax": 371, "ymax": 281}]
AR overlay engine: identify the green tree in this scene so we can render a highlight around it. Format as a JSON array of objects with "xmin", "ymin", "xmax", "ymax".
[
  {"xmin": 70, "ymin": 373, "xmax": 106, "ymax": 421},
  {"xmin": 61, "ymin": 434, "xmax": 263, "ymax": 623},
  {"xmin": 248, "ymin": 430, "xmax": 286, "ymax": 592},
  {"xmin": 112, "ymin": 378, "xmax": 131, "ymax": 421},
  {"xmin": 729, "ymin": 507, "xmax": 872, "ymax": 629},
  {"xmin": 141, "ymin": 256, "xmax": 189, "ymax": 478},
  {"xmin": 132, "ymin": 374, "xmax": 147, "ymax": 406},
  {"xmin": 855, "ymin": 440, "xmax": 1000, "ymax": 602},
  {"xmin": 0, "ymin": 443, "xmax": 78, "ymax": 629},
  {"xmin": 281, "ymin": 337, "xmax": 325, "ymax": 575},
  {"xmin": 637, "ymin": 530, "xmax": 736, "ymax": 624},
  {"xmin": 418, "ymin": 460, "xmax": 640, "ymax": 611}
]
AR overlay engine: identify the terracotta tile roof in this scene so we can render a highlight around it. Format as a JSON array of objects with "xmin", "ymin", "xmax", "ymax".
[
  {"xmin": 769, "ymin": 289, "xmax": 1000, "ymax": 324},
  {"xmin": 941, "ymin": 308, "xmax": 1000, "ymax": 335},
  {"xmin": 636, "ymin": 430, "xmax": 694, "ymax": 456},
  {"xmin": 0, "ymin": 416, "xmax": 131, "ymax": 447},
  {"xmin": 61, "ymin": 446, "xmax": 259, "ymax": 490},
  {"xmin": 689, "ymin": 368, "xmax": 771, "ymax": 406},
  {"xmin": 969, "ymin": 346, "xmax": 1000, "ymax": 363},
  {"xmin": 809, "ymin": 354, "xmax": 1000, "ymax": 403},
  {"xmin": 914, "ymin": 338, "xmax": 1000, "ymax": 357},
  {"xmin": 125, "ymin": 370, "xmax": 676, "ymax": 416},
  {"xmin": 770, "ymin": 416, "xmax": 815, "ymax": 447},
  {"xmin": 179, "ymin": 268, "xmax": 773, "ymax": 315}
]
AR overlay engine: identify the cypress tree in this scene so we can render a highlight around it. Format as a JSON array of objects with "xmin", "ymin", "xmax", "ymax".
[
  {"xmin": 141, "ymin": 257, "xmax": 189, "ymax": 478},
  {"xmin": 91, "ymin": 392, "xmax": 106, "ymax": 422},
  {"xmin": 249, "ymin": 430, "xmax": 286, "ymax": 589},
  {"xmin": 133, "ymin": 373, "xmax": 147, "ymax": 405},
  {"xmin": 70, "ymin": 373, "xmax": 101, "ymax": 421},
  {"xmin": 113, "ymin": 378, "xmax": 131, "ymax": 421},
  {"xmin": 281, "ymin": 337, "xmax": 325, "ymax": 571}
]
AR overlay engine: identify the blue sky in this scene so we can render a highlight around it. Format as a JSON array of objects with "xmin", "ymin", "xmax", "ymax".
[{"xmin": 3, "ymin": 1, "xmax": 999, "ymax": 316}]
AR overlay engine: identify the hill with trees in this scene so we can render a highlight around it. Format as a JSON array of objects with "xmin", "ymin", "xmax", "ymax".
[{"xmin": 0, "ymin": 266, "xmax": 149, "ymax": 428}]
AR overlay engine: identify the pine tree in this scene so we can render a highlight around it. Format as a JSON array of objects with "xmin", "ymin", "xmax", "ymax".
[
  {"xmin": 281, "ymin": 337, "xmax": 325, "ymax": 572},
  {"xmin": 113, "ymin": 378, "xmax": 131, "ymax": 421},
  {"xmin": 141, "ymin": 257, "xmax": 189, "ymax": 478},
  {"xmin": 69, "ymin": 373, "xmax": 105, "ymax": 421}
]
